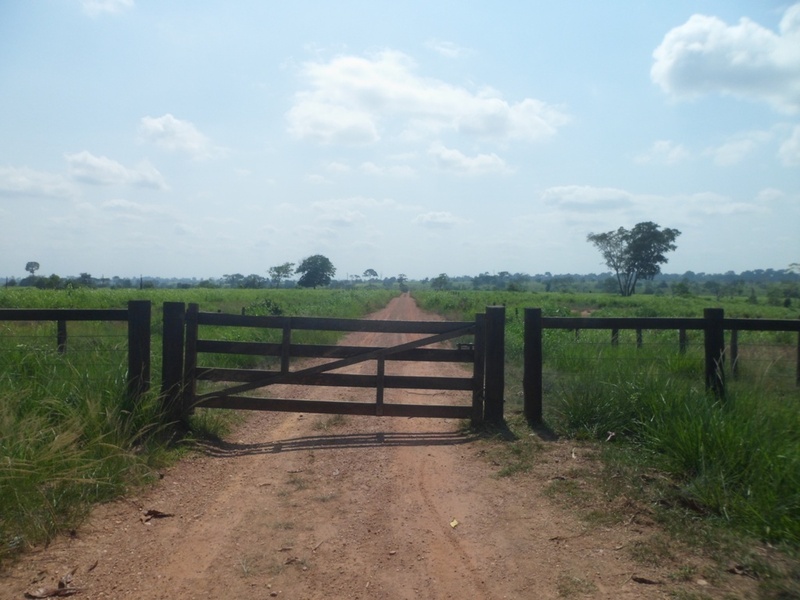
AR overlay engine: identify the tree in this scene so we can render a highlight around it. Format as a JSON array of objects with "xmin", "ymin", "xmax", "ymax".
[
  {"xmin": 397, "ymin": 273, "xmax": 408, "ymax": 293},
  {"xmin": 587, "ymin": 222, "xmax": 680, "ymax": 296},
  {"xmin": 431, "ymin": 273, "xmax": 450, "ymax": 290},
  {"xmin": 25, "ymin": 261, "xmax": 40, "ymax": 276},
  {"xmin": 269, "ymin": 262, "xmax": 295, "ymax": 288},
  {"xmin": 363, "ymin": 268, "xmax": 378, "ymax": 281},
  {"xmin": 295, "ymin": 254, "xmax": 335, "ymax": 288}
]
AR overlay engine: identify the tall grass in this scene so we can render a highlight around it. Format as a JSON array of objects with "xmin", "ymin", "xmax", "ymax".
[
  {"xmin": 0, "ymin": 346, "xmax": 167, "ymax": 563},
  {"xmin": 415, "ymin": 289, "xmax": 800, "ymax": 547}
]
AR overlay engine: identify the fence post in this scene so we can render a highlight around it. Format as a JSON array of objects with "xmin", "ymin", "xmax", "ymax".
[
  {"xmin": 679, "ymin": 329, "xmax": 688, "ymax": 354},
  {"xmin": 484, "ymin": 306, "xmax": 505, "ymax": 423},
  {"xmin": 730, "ymin": 328, "xmax": 739, "ymax": 379},
  {"xmin": 472, "ymin": 313, "xmax": 486, "ymax": 425},
  {"xmin": 703, "ymin": 308, "xmax": 725, "ymax": 399},
  {"xmin": 611, "ymin": 328, "xmax": 619, "ymax": 346},
  {"xmin": 57, "ymin": 320, "xmax": 67, "ymax": 354},
  {"xmin": 182, "ymin": 303, "xmax": 199, "ymax": 420},
  {"xmin": 127, "ymin": 300, "xmax": 151, "ymax": 402},
  {"xmin": 161, "ymin": 302, "xmax": 186, "ymax": 422},
  {"xmin": 524, "ymin": 308, "xmax": 543, "ymax": 425}
]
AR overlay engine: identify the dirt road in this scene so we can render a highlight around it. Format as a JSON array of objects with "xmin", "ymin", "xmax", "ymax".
[{"xmin": 2, "ymin": 295, "xmax": 752, "ymax": 599}]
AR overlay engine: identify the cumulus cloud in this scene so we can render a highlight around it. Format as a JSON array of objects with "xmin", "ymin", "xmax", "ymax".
[
  {"xmin": 778, "ymin": 125, "xmax": 800, "ymax": 165},
  {"xmin": 413, "ymin": 211, "xmax": 468, "ymax": 228},
  {"xmin": 65, "ymin": 151, "xmax": 167, "ymax": 189},
  {"xmin": 286, "ymin": 50, "xmax": 569, "ymax": 145},
  {"xmin": 81, "ymin": 0, "xmax": 134, "ymax": 17},
  {"xmin": 428, "ymin": 143, "xmax": 511, "ymax": 175},
  {"xmin": 0, "ymin": 166, "xmax": 74, "ymax": 198},
  {"xmin": 139, "ymin": 114, "xmax": 224, "ymax": 159},
  {"xmin": 704, "ymin": 131, "xmax": 771, "ymax": 166},
  {"xmin": 651, "ymin": 4, "xmax": 800, "ymax": 113},
  {"xmin": 635, "ymin": 140, "xmax": 690, "ymax": 165}
]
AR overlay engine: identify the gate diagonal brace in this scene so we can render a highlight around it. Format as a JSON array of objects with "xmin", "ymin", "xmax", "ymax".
[{"xmin": 195, "ymin": 325, "xmax": 475, "ymax": 403}]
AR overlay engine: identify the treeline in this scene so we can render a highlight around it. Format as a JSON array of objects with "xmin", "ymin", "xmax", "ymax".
[{"xmin": 6, "ymin": 268, "xmax": 800, "ymax": 306}]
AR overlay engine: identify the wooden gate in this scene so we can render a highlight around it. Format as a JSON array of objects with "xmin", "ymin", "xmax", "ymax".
[{"xmin": 161, "ymin": 303, "xmax": 506, "ymax": 425}]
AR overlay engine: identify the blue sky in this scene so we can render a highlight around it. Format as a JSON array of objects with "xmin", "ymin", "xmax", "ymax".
[{"xmin": 1, "ymin": 1, "xmax": 798, "ymax": 281}]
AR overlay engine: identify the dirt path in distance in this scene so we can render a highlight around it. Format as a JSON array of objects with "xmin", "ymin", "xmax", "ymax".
[{"xmin": 1, "ymin": 294, "xmax": 756, "ymax": 599}]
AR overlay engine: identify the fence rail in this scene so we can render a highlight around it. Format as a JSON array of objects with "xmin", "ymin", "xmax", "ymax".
[
  {"xmin": 0, "ymin": 301, "xmax": 151, "ymax": 399},
  {"xmin": 523, "ymin": 307, "xmax": 800, "ymax": 424}
]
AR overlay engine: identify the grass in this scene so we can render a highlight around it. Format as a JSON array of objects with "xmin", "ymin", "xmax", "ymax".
[{"xmin": 0, "ymin": 287, "xmax": 400, "ymax": 566}]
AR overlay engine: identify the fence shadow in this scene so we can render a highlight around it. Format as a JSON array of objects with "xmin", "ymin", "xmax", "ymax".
[{"xmin": 194, "ymin": 429, "xmax": 479, "ymax": 458}]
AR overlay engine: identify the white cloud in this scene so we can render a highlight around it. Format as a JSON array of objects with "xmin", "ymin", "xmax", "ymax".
[
  {"xmin": 65, "ymin": 151, "xmax": 167, "ymax": 189},
  {"xmin": 413, "ymin": 211, "xmax": 468, "ymax": 228},
  {"xmin": 635, "ymin": 140, "xmax": 690, "ymax": 164},
  {"xmin": 286, "ymin": 50, "xmax": 569, "ymax": 145},
  {"xmin": 81, "ymin": 0, "xmax": 134, "ymax": 17},
  {"xmin": 139, "ymin": 114, "xmax": 224, "ymax": 159},
  {"xmin": 425, "ymin": 39, "xmax": 471, "ymax": 59},
  {"xmin": 542, "ymin": 186, "xmax": 634, "ymax": 212},
  {"xmin": 778, "ymin": 124, "xmax": 800, "ymax": 165},
  {"xmin": 651, "ymin": 4, "xmax": 800, "ymax": 113},
  {"xmin": 0, "ymin": 166, "xmax": 74, "ymax": 198},
  {"xmin": 428, "ymin": 143, "xmax": 511, "ymax": 175},
  {"xmin": 359, "ymin": 161, "xmax": 415, "ymax": 177}
]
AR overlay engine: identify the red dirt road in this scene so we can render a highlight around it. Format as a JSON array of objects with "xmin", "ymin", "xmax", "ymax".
[{"xmin": 2, "ymin": 295, "xmax": 755, "ymax": 599}]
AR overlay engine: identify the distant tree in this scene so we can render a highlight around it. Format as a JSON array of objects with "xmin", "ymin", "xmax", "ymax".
[
  {"xmin": 77, "ymin": 272, "xmax": 94, "ymax": 287},
  {"xmin": 431, "ymin": 273, "xmax": 450, "ymax": 290},
  {"xmin": 363, "ymin": 268, "xmax": 378, "ymax": 281},
  {"xmin": 25, "ymin": 261, "xmax": 40, "ymax": 276},
  {"xmin": 296, "ymin": 255, "xmax": 335, "ymax": 288},
  {"xmin": 243, "ymin": 274, "xmax": 267, "ymax": 289},
  {"xmin": 269, "ymin": 262, "xmax": 295, "ymax": 288},
  {"xmin": 397, "ymin": 273, "xmax": 408, "ymax": 293},
  {"xmin": 223, "ymin": 273, "xmax": 245, "ymax": 288},
  {"xmin": 587, "ymin": 222, "xmax": 680, "ymax": 296}
]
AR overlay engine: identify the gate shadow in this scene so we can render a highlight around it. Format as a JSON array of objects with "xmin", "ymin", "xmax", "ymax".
[{"xmin": 195, "ymin": 430, "xmax": 478, "ymax": 458}]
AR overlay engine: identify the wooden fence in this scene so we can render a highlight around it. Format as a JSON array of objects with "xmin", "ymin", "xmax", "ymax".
[
  {"xmin": 0, "ymin": 300, "xmax": 152, "ymax": 399},
  {"xmin": 523, "ymin": 308, "xmax": 800, "ymax": 424}
]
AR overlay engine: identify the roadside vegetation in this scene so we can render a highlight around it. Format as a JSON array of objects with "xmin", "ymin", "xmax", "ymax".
[
  {"xmin": 416, "ymin": 289, "xmax": 800, "ymax": 598},
  {"xmin": 0, "ymin": 287, "xmax": 398, "ymax": 564}
]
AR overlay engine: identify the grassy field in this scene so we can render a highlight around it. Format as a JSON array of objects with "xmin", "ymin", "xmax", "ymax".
[
  {"xmin": 414, "ymin": 290, "xmax": 800, "ymax": 553},
  {"xmin": 0, "ymin": 287, "xmax": 399, "ymax": 563}
]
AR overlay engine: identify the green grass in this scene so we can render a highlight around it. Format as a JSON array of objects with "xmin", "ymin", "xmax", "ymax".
[{"xmin": 0, "ymin": 287, "xmax": 400, "ymax": 565}]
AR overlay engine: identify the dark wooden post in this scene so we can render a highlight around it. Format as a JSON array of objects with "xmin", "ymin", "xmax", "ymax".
[
  {"xmin": 281, "ymin": 318, "xmax": 292, "ymax": 374},
  {"xmin": 703, "ymin": 308, "xmax": 725, "ymax": 399},
  {"xmin": 611, "ymin": 328, "xmax": 619, "ymax": 347},
  {"xmin": 730, "ymin": 328, "xmax": 739, "ymax": 379},
  {"xmin": 636, "ymin": 329, "xmax": 643, "ymax": 349},
  {"xmin": 484, "ymin": 306, "xmax": 505, "ymax": 423},
  {"xmin": 127, "ymin": 300, "xmax": 151, "ymax": 402},
  {"xmin": 472, "ymin": 313, "xmax": 486, "ymax": 425},
  {"xmin": 57, "ymin": 320, "xmax": 67, "ymax": 354},
  {"xmin": 182, "ymin": 303, "xmax": 200, "ymax": 419},
  {"xmin": 679, "ymin": 329, "xmax": 688, "ymax": 354},
  {"xmin": 524, "ymin": 308, "xmax": 543, "ymax": 425},
  {"xmin": 796, "ymin": 325, "xmax": 800, "ymax": 387},
  {"xmin": 161, "ymin": 302, "xmax": 186, "ymax": 421}
]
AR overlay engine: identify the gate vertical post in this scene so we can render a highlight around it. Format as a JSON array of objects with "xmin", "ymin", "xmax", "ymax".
[
  {"xmin": 127, "ymin": 300, "xmax": 151, "ymax": 403},
  {"xmin": 182, "ymin": 303, "xmax": 200, "ymax": 421},
  {"xmin": 472, "ymin": 313, "xmax": 486, "ymax": 425},
  {"xmin": 161, "ymin": 302, "xmax": 186, "ymax": 422},
  {"xmin": 523, "ymin": 308, "xmax": 543, "ymax": 425},
  {"xmin": 57, "ymin": 320, "xmax": 67, "ymax": 354},
  {"xmin": 704, "ymin": 308, "xmax": 725, "ymax": 399},
  {"xmin": 484, "ymin": 306, "xmax": 505, "ymax": 424}
]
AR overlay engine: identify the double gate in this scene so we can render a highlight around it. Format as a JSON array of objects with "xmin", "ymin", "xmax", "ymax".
[{"xmin": 161, "ymin": 303, "xmax": 506, "ymax": 425}]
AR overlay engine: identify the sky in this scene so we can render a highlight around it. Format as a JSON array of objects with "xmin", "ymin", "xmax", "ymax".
[{"xmin": 1, "ymin": 1, "xmax": 799, "ymax": 281}]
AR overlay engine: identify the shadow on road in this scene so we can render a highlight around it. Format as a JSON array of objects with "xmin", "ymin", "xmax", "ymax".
[{"xmin": 195, "ymin": 430, "xmax": 479, "ymax": 457}]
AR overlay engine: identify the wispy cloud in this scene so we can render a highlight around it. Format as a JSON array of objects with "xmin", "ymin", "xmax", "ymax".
[
  {"xmin": 65, "ymin": 151, "xmax": 167, "ymax": 189},
  {"xmin": 425, "ymin": 39, "xmax": 472, "ymax": 59},
  {"xmin": 413, "ymin": 211, "xmax": 468, "ymax": 228},
  {"xmin": 0, "ymin": 166, "xmax": 74, "ymax": 198},
  {"xmin": 778, "ymin": 125, "xmax": 800, "ymax": 166},
  {"xmin": 287, "ymin": 50, "xmax": 569, "ymax": 145},
  {"xmin": 81, "ymin": 0, "xmax": 134, "ymax": 18},
  {"xmin": 139, "ymin": 114, "xmax": 225, "ymax": 160},
  {"xmin": 428, "ymin": 143, "xmax": 511, "ymax": 175},
  {"xmin": 651, "ymin": 4, "xmax": 800, "ymax": 113},
  {"xmin": 635, "ymin": 140, "xmax": 690, "ymax": 165}
]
